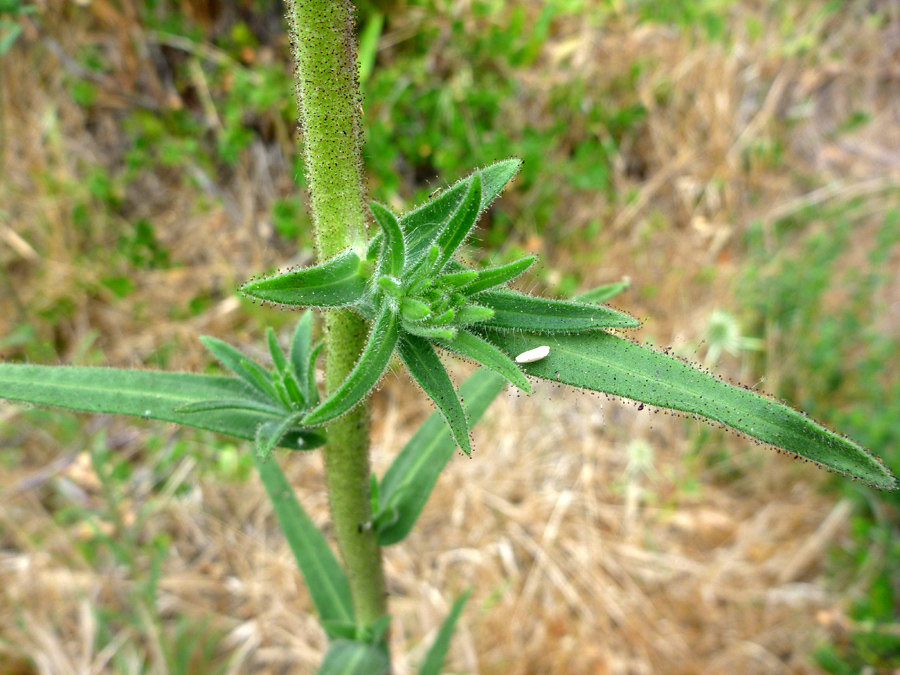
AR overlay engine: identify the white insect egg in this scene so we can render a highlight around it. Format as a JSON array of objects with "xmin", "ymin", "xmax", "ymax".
[{"xmin": 515, "ymin": 345, "xmax": 550, "ymax": 364}]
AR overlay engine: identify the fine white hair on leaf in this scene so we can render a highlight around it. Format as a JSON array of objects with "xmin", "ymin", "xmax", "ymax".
[{"xmin": 515, "ymin": 345, "xmax": 550, "ymax": 364}]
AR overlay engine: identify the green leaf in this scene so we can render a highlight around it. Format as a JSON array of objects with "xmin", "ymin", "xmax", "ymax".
[
  {"xmin": 240, "ymin": 250, "xmax": 368, "ymax": 308},
  {"xmin": 267, "ymin": 327, "xmax": 289, "ymax": 373},
  {"xmin": 377, "ymin": 368, "xmax": 506, "ymax": 546},
  {"xmin": 370, "ymin": 202, "xmax": 405, "ymax": 277},
  {"xmin": 439, "ymin": 330, "xmax": 530, "ymax": 392},
  {"xmin": 576, "ymin": 279, "xmax": 631, "ymax": 304},
  {"xmin": 253, "ymin": 453, "xmax": 355, "ymax": 625},
  {"xmin": 174, "ymin": 398, "xmax": 286, "ymax": 415},
  {"xmin": 418, "ymin": 589, "xmax": 472, "ymax": 675},
  {"xmin": 462, "ymin": 255, "xmax": 536, "ymax": 296},
  {"xmin": 477, "ymin": 289, "xmax": 640, "ymax": 332},
  {"xmin": 303, "ymin": 304, "xmax": 399, "ymax": 427},
  {"xmin": 317, "ymin": 640, "xmax": 390, "ymax": 675},
  {"xmin": 403, "ymin": 160, "xmax": 522, "ymax": 262},
  {"xmin": 434, "ymin": 173, "xmax": 481, "ymax": 269},
  {"xmin": 290, "ymin": 311, "xmax": 315, "ymax": 392},
  {"xmin": 255, "ymin": 413, "xmax": 303, "ymax": 461},
  {"xmin": 199, "ymin": 336, "xmax": 277, "ymax": 401},
  {"xmin": 397, "ymin": 335, "xmax": 471, "ymax": 456},
  {"xmin": 0, "ymin": 363, "xmax": 326, "ymax": 450},
  {"xmin": 486, "ymin": 331, "xmax": 898, "ymax": 490},
  {"xmin": 453, "ymin": 304, "xmax": 495, "ymax": 326}
]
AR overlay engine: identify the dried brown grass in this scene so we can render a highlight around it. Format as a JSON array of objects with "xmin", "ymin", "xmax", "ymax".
[{"xmin": 2, "ymin": 1, "xmax": 899, "ymax": 674}]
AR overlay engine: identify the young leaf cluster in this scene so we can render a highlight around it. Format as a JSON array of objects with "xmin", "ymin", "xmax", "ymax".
[
  {"xmin": 177, "ymin": 312, "xmax": 324, "ymax": 460},
  {"xmin": 240, "ymin": 159, "xmax": 639, "ymax": 454}
]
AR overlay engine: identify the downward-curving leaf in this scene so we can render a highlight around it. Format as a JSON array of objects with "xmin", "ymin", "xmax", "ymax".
[
  {"xmin": 253, "ymin": 453, "xmax": 354, "ymax": 625},
  {"xmin": 377, "ymin": 368, "xmax": 506, "ymax": 546},
  {"xmin": 303, "ymin": 304, "xmax": 399, "ymax": 427},
  {"xmin": 317, "ymin": 640, "xmax": 390, "ymax": 675},
  {"xmin": 485, "ymin": 330, "xmax": 897, "ymax": 490},
  {"xmin": 477, "ymin": 289, "xmax": 640, "ymax": 332},
  {"xmin": 240, "ymin": 249, "xmax": 368, "ymax": 308},
  {"xmin": 418, "ymin": 589, "xmax": 472, "ymax": 675},
  {"xmin": 398, "ymin": 334, "xmax": 471, "ymax": 456},
  {"xmin": 0, "ymin": 364, "xmax": 326, "ymax": 450}
]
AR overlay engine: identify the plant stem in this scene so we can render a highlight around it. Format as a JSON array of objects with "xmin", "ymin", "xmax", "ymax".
[{"xmin": 284, "ymin": 0, "xmax": 387, "ymax": 626}]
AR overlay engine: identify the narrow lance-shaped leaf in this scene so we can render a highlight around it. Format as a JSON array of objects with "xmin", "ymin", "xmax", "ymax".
[
  {"xmin": 370, "ymin": 202, "xmax": 405, "ymax": 277},
  {"xmin": 477, "ymin": 289, "xmax": 640, "ymax": 332},
  {"xmin": 290, "ymin": 311, "xmax": 316, "ymax": 389},
  {"xmin": 377, "ymin": 368, "xmax": 507, "ymax": 546},
  {"xmin": 240, "ymin": 249, "xmax": 368, "ymax": 308},
  {"xmin": 267, "ymin": 327, "xmax": 289, "ymax": 373},
  {"xmin": 199, "ymin": 336, "xmax": 277, "ymax": 402},
  {"xmin": 303, "ymin": 304, "xmax": 400, "ymax": 427},
  {"xmin": 252, "ymin": 453, "xmax": 354, "ymax": 625},
  {"xmin": 485, "ymin": 330, "xmax": 898, "ymax": 490},
  {"xmin": 438, "ymin": 330, "xmax": 531, "ymax": 393},
  {"xmin": 461, "ymin": 255, "xmax": 536, "ymax": 296},
  {"xmin": 434, "ymin": 173, "xmax": 481, "ymax": 269},
  {"xmin": 397, "ymin": 334, "xmax": 471, "ymax": 455},
  {"xmin": 403, "ymin": 159, "xmax": 522, "ymax": 262},
  {"xmin": 418, "ymin": 589, "xmax": 473, "ymax": 675},
  {"xmin": 576, "ymin": 279, "xmax": 631, "ymax": 304},
  {"xmin": 0, "ymin": 363, "xmax": 326, "ymax": 450}
]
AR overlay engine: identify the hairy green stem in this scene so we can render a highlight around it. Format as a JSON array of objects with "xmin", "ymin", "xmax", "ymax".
[{"xmin": 284, "ymin": 0, "xmax": 387, "ymax": 626}]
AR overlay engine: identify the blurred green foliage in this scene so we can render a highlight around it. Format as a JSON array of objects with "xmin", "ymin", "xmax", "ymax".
[{"xmin": 740, "ymin": 202, "xmax": 900, "ymax": 671}]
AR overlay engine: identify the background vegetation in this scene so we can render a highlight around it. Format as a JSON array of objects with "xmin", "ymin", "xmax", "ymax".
[{"xmin": 1, "ymin": 0, "xmax": 898, "ymax": 672}]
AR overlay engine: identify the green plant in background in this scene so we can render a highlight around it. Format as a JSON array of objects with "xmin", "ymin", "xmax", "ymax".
[
  {"xmin": 1, "ymin": 1, "xmax": 897, "ymax": 673},
  {"xmin": 0, "ymin": 0, "xmax": 34, "ymax": 56}
]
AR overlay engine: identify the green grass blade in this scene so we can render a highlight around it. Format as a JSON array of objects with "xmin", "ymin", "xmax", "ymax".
[
  {"xmin": 303, "ymin": 305, "xmax": 399, "ymax": 426},
  {"xmin": 434, "ymin": 173, "xmax": 481, "ymax": 269},
  {"xmin": 485, "ymin": 330, "xmax": 898, "ymax": 490},
  {"xmin": 240, "ymin": 250, "xmax": 368, "ymax": 308},
  {"xmin": 477, "ymin": 289, "xmax": 640, "ymax": 331},
  {"xmin": 0, "ymin": 363, "xmax": 325, "ymax": 450},
  {"xmin": 252, "ymin": 453, "xmax": 355, "ymax": 625},
  {"xmin": 370, "ymin": 202, "xmax": 406, "ymax": 277},
  {"xmin": 418, "ymin": 588, "xmax": 472, "ymax": 675},
  {"xmin": 317, "ymin": 640, "xmax": 390, "ymax": 675},
  {"xmin": 403, "ymin": 159, "xmax": 522, "ymax": 262},
  {"xmin": 439, "ymin": 330, "xmax": 530, "ymax": 392},
  {"xmin": 377, "ymin": 368, "xmax": 506, "ymax": 546},
  {"xmin": 463, "ymin": 255, "xmax": 536, "ymax": 296},
  {"xmin": 397, "ymin": 335, "xmax": 471, "ymax": 457}
]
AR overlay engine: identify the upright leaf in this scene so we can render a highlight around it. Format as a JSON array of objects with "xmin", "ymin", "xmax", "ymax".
[
  {"xmin": 397, "ymin": 334, "xmax": 471, "ymax": 455},
  {"xmin": 434, "ymin": 174, "xmax": 482, "ymax": 269},
  {"xmin": 253, "ymin": 453, "xmax": 355, "ymax": 625},
  {"xmin": 267, "ymin": 327, "xmax": 289, "ymax": 373},
  {"xmin": 199, "ymin": 336, "xmax": 277, "ymax": 401},
  {"xmin": 485, "ymin": 330, "xmax": 897, "ymax": 490},
  {"xmin": 370, "ymin": 202, "xmax": 405, "ymax": 277}
]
